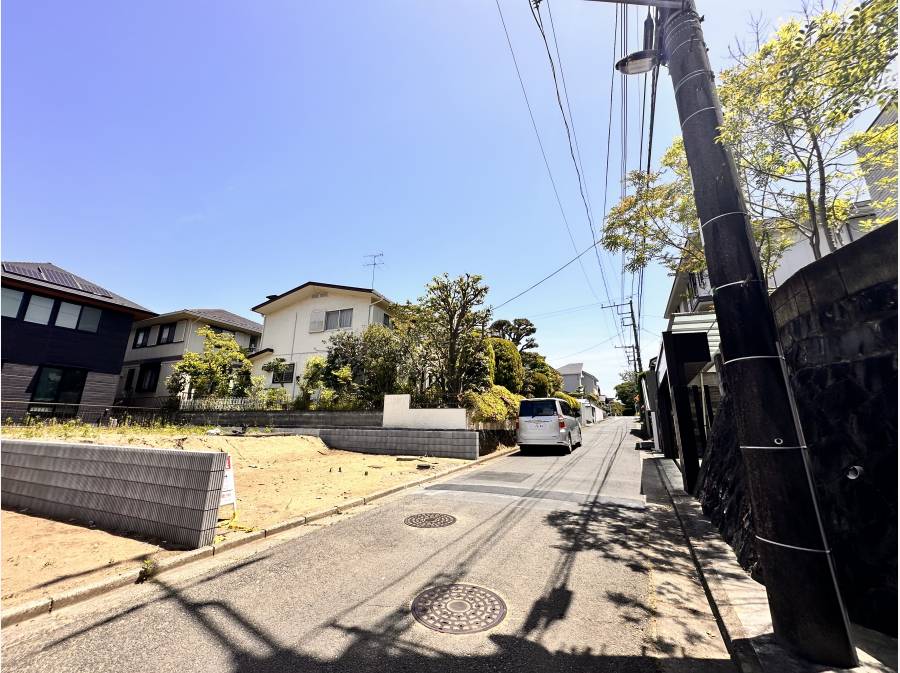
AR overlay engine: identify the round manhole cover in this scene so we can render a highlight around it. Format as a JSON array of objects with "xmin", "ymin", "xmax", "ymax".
[
  {"xmin": 411, "ymin": 584, "xmax": 507, "ymax": 634},
  {"xmin": 404, "ymin": 513, "xmax": 457, "ymax": 528}
]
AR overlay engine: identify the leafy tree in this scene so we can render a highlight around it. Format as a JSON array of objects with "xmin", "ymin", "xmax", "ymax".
[
  {"xmin": 521, "ymin": 351, "xmax": 563, "ymax": 396},
  {"xmin": 489, "ymin": 318, "xmax": 539, "ymax": 352},
  {"xmin": 719, "ymin": 0, "xmax": 897, "ymax": 258},
  {"xmin": 323, "ymin": 324, "xmax": 403, "ymax": 407},
  {"xmin": 395, "ymin": 273, "xmax": 492, "ymax": 406},
  {"xmin": 603, "ymin": 139, "xmax": 789, "ymax": 277},
  {"xmin": 261, "ymin": 357, "xmax": 292, "ymax": 388},
  {"xmin": 168, "ymin": 326, "xmax": 253, "ymax": 398},
  {"xmin": 614, "ymin": 370, "xmax": 643, "ymax": 416},
  {"xmin": 489, "ymin": 337, "xmax": 524, "ymax": 393}
]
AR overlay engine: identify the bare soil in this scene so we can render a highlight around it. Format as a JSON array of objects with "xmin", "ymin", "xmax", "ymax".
[{"xmin": 1, "ymin": 431, "xmax": 468, "ymax": 608}]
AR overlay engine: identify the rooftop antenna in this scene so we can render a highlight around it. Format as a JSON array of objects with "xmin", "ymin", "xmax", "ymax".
[{"xmin": 363, "ymin": 252, "xmax": 384, "ymax": 289}]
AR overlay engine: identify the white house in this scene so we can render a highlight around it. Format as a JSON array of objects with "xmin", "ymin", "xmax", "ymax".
[
  {"xmin": 118, "ymin": 309, "xmax": 263, "ymax": 403},
  {"xmin": 250, "ymin": 281, "xmax": 395, "ymax": 398},
  {"xmin": 557, "ymin": 362, "xmax": 601, "ymax": 397}
]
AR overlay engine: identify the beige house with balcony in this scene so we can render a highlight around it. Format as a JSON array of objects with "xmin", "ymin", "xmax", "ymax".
[
  {"xmin": 118, "ymin": 309, "xmax": 262, "ymax": 404},
  {"xmin": 249, "ymin": 281, "xmax": 394, "ymax": 398}
]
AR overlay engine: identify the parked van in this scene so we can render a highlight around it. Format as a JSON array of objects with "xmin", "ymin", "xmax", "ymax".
[{"xmin": 516, "ymin": 397, "xmax": 583, "ymax": 453}]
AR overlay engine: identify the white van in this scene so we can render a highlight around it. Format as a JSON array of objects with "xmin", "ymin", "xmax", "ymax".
[{"xmin": 516, "ymin": 397, "xmax": 583, "ymax": 453}]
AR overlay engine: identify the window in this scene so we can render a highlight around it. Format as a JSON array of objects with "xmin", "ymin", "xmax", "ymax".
[
  {"xmin": 124, "ymin": 368, "xmax": 136, "ymax": 392},
  {"xmin": 157, "ymin": 322, "xmax": 176, "ymax": 344},
  {"xmin": 77, "ymin": 306, "xmax": 101, "ymax": 332},
  {"xmin": 24, "ymin": 295, "xmax": 54, "ymax": 325},
  {"xmin": 248, "ymin": 336, "xmax": 258, "ymax": 352},
  {"xmin": 133, "ymin": 327, "xmax": 150, "ymax": 348},
  {"xmin": 382, "ymin": 312, "xmax": 391, "ymax": 327},
  {"xmin": 519, "ymin": 399, "xmax": 559, "ymax": 417},
  {"xmin": 55, "ymin": 302, "xmax": 81, "ymax": 329},
  {"xmin": 136, "ymin": 363, "xmax": 161, "ymax": 393},
  {"xmin": 2, "ymin": 288, "xmax": 24, "ymax": 318},
  {"xmin": 31, "ymin": 366, "xmax": 87, "ymax": 404},
  {"xmin": 324, "ymin": 308, "xmax": 353, "ymax": 330},
  {"xmin": 272, "ymin": 362, "xmax": 295, "ymax": 385}
]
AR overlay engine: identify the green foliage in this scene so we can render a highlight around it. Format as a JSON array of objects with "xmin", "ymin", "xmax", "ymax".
[
  {"xmin": 169, "ymin": 326, "xmax": 254, "ymax": 398},
  {"xmin": 323, "ymin": 324, "xmax": 404, "ymax": 408},
  {"xmin": 393, "ymin": 273, "xmax": 492, "ymax": 406},
  {"xmin": 488, "ymin": 338, "xmax": 524, "ymax": 393},
  {"xmin": 521, "ymin": 352, "xmax": 563, "ymax": 397},
  {"xmin": 614, "ymin": 370, "xmax": 644, "ymax": 416},
  {"xmin": 261, "ymin": 357, "xmax": 292, "ymax": 387},
  {"xmin": 551, "ymin": 390, "xmax": 581, "ymax": 413},
  {"xmin": 462, "ymin": 385, "xmax": 523, "ymax": 424},
  {"xmin": 718, "ymin": 0, "xmax": 897, "ymax": 257},
  {"xmin": 489, "ymin": 318, "xmax": 539, "ymax": 352}
]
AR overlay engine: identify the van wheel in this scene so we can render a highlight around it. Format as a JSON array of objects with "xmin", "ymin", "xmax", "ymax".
[{"xmin": 564, "ymin": 435, "xmax": 574, "ymax": 454}]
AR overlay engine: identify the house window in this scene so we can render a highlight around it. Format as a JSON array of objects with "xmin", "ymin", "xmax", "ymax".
[
  {"xmin": 382, "ymin": 312, "xmax": 391, "ymax": 327},
  {"xmin": 133, "ymin": 327, "xmax": 150, "ymax": 348},
  {"xmin": 157, "ymin": 322, "xmax": 176, "ymax": 344},
  {"xmin": 23, "ymin": 295, "xmax": 54, "ymax": 325},
  {"xmin": 77, "ymin": 306, "xmax": 102, "ymax": 332},
  {"xmin": 324, "ymin": 308, "xmax": 353, "ymax": 330},
  {"xmin": 1, "ymin": 288, "xmax": 24, "ymax": 318},
  {"xmin": 52, "ymin": 302, "xmax": 102, "ymax": 332},
  {"xmin": 31, "ymin": 366, "xmax": 87, "ymax": 404},
  {"xmin": 248, "ymin": 336, "xmax": 258, "ymax": 352},
  {"xmin": 124, "ymin": 368, "xmax": 136, "ymax": 392},
  {"xmin": 136, "ymin": 363, "xmax": 161, "ymax": 393},
  {"xmin": 272, "ymin": 362, "xmax": 295, "ymax": 385}
]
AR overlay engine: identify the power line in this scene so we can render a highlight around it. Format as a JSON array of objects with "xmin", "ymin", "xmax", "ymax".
[
  {"xmin": 493, "ymin": 239, "xmax": 603, "ymax": 311},
  {"xmin": 549, "ymin": 333, "xmax": 620, "ymax": 362},
  {"xmin": 493, "ymin": 0, "xmax": 601, "ymax": 301}
]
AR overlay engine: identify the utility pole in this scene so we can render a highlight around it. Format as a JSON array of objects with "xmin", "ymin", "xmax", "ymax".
[
  {"xmin": 363, "ymin": 252, "xmax": 384, "ymax": 290},
  {"xmin": 604, "ymin": 299, "xmax": 644, "ymax": 373},
  {"xmin": 587, "ymin": 0, "xmax": 857, "ymax": 666}
]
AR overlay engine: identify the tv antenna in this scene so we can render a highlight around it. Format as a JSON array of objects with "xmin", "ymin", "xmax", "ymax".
[{"xmin": 363, "ymin": 252, "xmax": 384, "ymax": 289}]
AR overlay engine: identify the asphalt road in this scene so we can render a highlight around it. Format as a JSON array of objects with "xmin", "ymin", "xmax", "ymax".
[{"xmin": 2, "ymin": 417, "xmax": 733, "ymax": 672}]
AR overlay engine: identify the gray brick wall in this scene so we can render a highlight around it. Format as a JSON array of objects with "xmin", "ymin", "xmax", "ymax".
[
  {"xmin": 318, "ymin": 428, "xmax": 479, "ymax": 460},
  {"xmin": 1, "ymin": 440, "xmax": 226, "ymax": 549},
  {"xmin": 80, "ymin": 371, "xmax": 119, "ymax": 408}
]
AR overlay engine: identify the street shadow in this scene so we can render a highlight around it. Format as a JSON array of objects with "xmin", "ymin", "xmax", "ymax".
[{"xmin": 25, "ymin": 422, "xmax": 734, "ymax": 672}]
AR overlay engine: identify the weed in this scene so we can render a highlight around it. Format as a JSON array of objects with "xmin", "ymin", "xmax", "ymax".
[{"xmin": 137, "ymin": 557, "xmax": 158, "ymax": 583}]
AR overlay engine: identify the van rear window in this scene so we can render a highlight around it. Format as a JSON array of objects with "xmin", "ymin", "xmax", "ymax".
[{"xmin": 519, "ymin": 399, "xmax": 558, "ymax": 417}]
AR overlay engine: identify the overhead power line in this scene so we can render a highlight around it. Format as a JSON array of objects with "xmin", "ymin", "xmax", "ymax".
[{"xmin": 493, "ymin": 0, "xmax": 601, "ymax": 302}]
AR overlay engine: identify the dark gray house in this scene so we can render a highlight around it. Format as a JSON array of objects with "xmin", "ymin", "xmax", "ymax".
[{"xmin": 1, "ymin": 262, "xmax": 154, "ymax": 420}]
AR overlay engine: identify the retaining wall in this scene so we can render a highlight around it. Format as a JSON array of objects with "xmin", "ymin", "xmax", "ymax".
[
  {"xmin": 1, "ymin": 440, "xmax": 226, "ymax": 549},
  {"xmin": 176, "ymin": 410, "xmax": 383, "ymax": 428},
  {"xmin": 317, "ymin": 428, "xmax": 479, "ymax": 460}
]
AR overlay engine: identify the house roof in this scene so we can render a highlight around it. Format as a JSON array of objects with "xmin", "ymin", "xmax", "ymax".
[
  {"xmin": 252, "ymin": 281, "xmax": 391, "ymax": 313},
  {"xmin": 135, "ymin": 308, "xmax": 263, "ymax": 334},
  {"xmin": 557, "ymin": 362, "xmax": 584, "ymax": 375},
  {"xmin": 1, "ymin": 261, "xmax": 154, "ymax": 318}
]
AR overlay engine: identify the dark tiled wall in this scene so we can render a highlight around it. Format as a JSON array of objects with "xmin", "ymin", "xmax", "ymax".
[
  {"xmin": 1, "ymin": 440, "xmax": 226, "ymax": 549},
  {"xmin": 318, "ymin": 428, "xmax": 479, "ymax": 460}
]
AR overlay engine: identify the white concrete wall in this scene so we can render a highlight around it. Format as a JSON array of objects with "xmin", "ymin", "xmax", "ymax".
[
  {"xmin": 382, "ymin": 394, "xmax": 468, "ymax": 430},
  {"xmin": 253, "ymin": 289, "xmax": 389, "ymax": 397}
]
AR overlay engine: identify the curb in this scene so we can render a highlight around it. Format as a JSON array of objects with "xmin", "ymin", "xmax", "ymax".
[{"xmin": 1, "ymin": 444, "xmax": 519, "ymax": 627}]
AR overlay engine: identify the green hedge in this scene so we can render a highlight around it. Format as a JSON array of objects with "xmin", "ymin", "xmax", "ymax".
[
  {"xmin": 488, "ymin": 338, "xmax": 524, "ymax": 393},
  {"xmin": 462, "ymin": 385, "xmax": 524, "ymax": 423},
  {"xmin": 552, "ymin": 390, "xmax": 581, "ymax": 412}
]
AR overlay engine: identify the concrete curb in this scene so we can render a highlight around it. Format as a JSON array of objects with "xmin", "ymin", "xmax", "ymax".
[
  {"xmin": 652, "ymin": 453, "xmax": 896, "ymax": 673},
  {"xmin": 1, "ymin": 444, "xmax": 520, "ymax": 627}
]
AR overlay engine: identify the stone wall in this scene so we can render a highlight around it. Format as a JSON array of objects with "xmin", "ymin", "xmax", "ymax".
[
  {"xmin": 317, "ymin": 428, "xmax": 479, "ymax": 460},
  {"xmin": 697, "ymin": 221, "xmax": 897, "ymax": 635}
]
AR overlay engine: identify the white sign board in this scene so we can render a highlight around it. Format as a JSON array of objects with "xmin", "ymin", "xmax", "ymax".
[{"xmin": 219, "ymin": 454, "xmax": 237, "ymax": 508}]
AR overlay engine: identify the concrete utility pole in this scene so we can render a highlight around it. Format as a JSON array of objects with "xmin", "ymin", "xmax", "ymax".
[{"xmin": 586, "ymin": 0, "xmax": 858, "ymax": 666}]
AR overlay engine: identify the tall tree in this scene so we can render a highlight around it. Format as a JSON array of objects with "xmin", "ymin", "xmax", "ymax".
[
  {"xmin": 719, "ymin": 0, "xmax": 897, "ymax": 258},
  {"xmin": 490, "ymin": 318, "xmax": 539, "ymax": 353}
]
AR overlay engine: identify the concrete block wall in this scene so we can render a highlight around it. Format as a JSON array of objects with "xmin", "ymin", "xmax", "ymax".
[
  {"xmin": 175, "ymin": 410, "xmax": 383, "ymax": 428},
  {"xmin": 382, "ymin": 394, "xmax": 468, "ymax": 429},
  {"xmin": 318, "ymin": 428, "xmax": 479, "ymax": 460},
  {"xmin": 1, "ymin": 440, "xmax": 226, "ymax": 549}
]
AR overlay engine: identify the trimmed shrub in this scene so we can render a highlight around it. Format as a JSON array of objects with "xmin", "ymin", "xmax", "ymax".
[
  {"xmin": 462, "ymin": 385, "xmax": 524, "ymax": 423},
  {"xmin": 552, "ymin": 390, "xmax": 581, "ymax": 413},
  {"xmin": 489, "ymin": 338, "xmax": 524, "ymax": 393},
  {"xmin": 524, "ymin": 371, "xmax": 552, "ymax": 398}
]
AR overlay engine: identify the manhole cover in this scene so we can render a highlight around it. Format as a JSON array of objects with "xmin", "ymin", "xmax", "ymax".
[
  {"xmin": 404, "ymin": 513, "xmax": 457, "ymax": 528},
  {"xmin": 411, "ymin": 584, "xmax": 507, "ymax": 634}
]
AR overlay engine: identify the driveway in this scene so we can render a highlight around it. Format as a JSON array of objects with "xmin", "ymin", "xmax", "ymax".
[{"xmin": 1, "ymin": 417, "xmax": 733, "ymax": 672}]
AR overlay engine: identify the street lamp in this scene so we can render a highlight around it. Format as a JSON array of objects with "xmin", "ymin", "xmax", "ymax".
[{"xmin": 614, "ymin": 48, "xmax": 659, "ymax": 75}]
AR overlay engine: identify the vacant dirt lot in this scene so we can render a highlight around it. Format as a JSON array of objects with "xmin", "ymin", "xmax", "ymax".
[{"xmin": 1, "ymin": 429, "xmax": 468, "ymax": 608}]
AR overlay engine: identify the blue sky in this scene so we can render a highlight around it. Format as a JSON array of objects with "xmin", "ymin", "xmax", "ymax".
[{"xmin": 3, "ymin": 0, "xmax": 803, "ymax": 395}]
